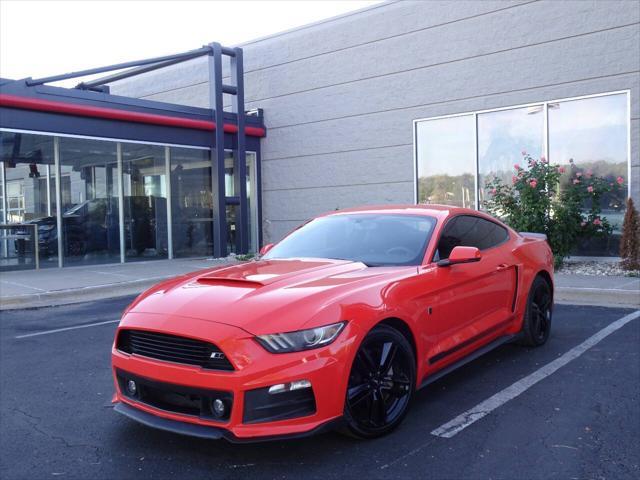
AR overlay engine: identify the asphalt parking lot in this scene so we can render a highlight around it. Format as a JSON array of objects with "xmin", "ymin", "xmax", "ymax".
[{"xmin": 0, "ymin": 299, "xmax": 638, "ymax": 480}]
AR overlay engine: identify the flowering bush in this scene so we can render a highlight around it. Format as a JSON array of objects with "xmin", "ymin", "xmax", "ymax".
[{"xmin": 484, "ymin": 153, "xmax": 623, "ymax": 267}]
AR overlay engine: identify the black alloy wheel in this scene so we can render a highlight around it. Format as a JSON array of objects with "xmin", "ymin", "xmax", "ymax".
[
  {"xmin": 343, "ymin": 325, "xmax": 416, "ymax": 438},
  {"xmin": 519, "ymin": 275, "xmax": 553, "ymax": 347}
]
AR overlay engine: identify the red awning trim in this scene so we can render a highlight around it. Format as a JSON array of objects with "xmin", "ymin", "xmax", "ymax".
[{"xmin": 0, "ymin": 94, "xmax": 266, "ymax": 137}]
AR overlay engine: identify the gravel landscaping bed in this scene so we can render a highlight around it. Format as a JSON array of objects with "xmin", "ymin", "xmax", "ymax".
[{"xmin": 557, "ymin": 260, "xmax": 640, "ymax": 277}]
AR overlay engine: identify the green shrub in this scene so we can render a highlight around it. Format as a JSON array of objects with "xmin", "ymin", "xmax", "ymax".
[{"xmin": 484, "ymin": 153, "xmax": 623, "ymax": 268}]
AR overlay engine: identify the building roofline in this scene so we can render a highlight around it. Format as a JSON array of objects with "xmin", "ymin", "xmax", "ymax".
[{"xmin": 236, "ymin": 0, "xmax": 395, "ymax": 47}]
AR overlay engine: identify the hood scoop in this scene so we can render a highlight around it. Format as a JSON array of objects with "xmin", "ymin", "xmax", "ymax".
[{"xmin": 196, "ymin": 276, "xmax": 264, "ymax": 288}]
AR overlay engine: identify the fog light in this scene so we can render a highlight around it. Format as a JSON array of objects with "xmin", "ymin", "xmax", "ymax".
[
  {"xmin": 212, "ymin": 398, "xmax": 226, "ymax": 418},
  {"xmin": 268, "ymin": 379, "xmax": 311, "ymax": 395},
  {"xmin": 126, "ymin": 380, "xmax": 137, "ymax": 396}
]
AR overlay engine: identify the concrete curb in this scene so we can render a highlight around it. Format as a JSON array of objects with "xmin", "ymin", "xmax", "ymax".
[
  {"xmin": 555, "ymin": 287, "xmax": 639, "ymax": 308},
  {"xmin": 0, "ymin": 275, "xmax": 172, "ymax": 311}
]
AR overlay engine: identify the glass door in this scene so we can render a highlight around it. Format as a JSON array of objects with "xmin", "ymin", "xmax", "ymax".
[
  {"xmin": 170, "ymin": 147, "xmax": 213, "ymax": 258},
  {"xmin": 121, "ymin": 143, "xmax": 168, "ymax": 261},
  {"xmin": 58, "ymin": 137, "xmax": 120, "ymax": 266},
  {"xmin": 246, "ymin": 152, "xmax": 259, "ymax": 253}
]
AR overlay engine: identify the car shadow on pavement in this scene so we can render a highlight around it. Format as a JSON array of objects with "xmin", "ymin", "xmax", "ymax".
[{"xmin": 105, "ymin": 342, "xmax": 534, "ymax": 472}]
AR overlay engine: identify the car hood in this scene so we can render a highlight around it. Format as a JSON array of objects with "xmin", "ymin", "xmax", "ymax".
[{"xmin": 125, "ymin": 258, "xmax": 414, "ymax": 335}]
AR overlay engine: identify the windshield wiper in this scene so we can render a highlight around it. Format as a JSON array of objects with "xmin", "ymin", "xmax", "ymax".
[{"xmin": 330, "ymin": 257, "xmax": 374, "ymax": 267}]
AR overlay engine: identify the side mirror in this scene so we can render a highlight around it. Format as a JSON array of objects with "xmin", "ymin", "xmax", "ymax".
[
  {"xmin": 437, "ymin": 246, "xmax": 481, "ymax": 267},
  {"xmin": 259, "ymin": 243, "xmax": 274, "ymax": 256}
]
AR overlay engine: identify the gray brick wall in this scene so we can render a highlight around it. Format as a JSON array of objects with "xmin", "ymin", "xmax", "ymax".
[{"xmin": 112, "ymin": 0, "xmax": 640, "ymax": 243}]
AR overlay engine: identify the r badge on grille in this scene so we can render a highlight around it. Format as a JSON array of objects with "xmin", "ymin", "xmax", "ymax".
[{"xmin": 210, "ymin": 352, "xmax": 225, "ymax": 359}]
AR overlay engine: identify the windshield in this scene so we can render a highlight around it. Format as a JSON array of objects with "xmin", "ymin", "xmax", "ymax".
[{"xmin": 263, "ymin": 214, "xmax": 437, "ymax": 266}]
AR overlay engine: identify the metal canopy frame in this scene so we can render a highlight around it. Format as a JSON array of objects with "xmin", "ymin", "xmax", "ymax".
[
  {"xmin": 207, "ymin": 42, "xmax": 248, "ymax": 256},
  {"xmin": 1, "ymin": 42, "xmax": 258, "ymax": 259},
  {"xmin": 25, "ymin": 46, "xmax": 213, "ymax": 90}
]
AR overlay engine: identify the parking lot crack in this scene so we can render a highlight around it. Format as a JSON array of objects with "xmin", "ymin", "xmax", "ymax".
[{"xmin": 12, "ymin": 407, "xmax": 102, "ymax": 464}]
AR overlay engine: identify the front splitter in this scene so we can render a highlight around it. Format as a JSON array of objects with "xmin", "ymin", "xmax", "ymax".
[{"xmin": 114, "ymin": 401, "xmax": 343, "ymax": 443}]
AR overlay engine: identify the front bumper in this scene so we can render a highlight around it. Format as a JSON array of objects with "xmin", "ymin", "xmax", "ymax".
[{"xmin": 111, "ymin": 312, "xmax": 359, "ymax": 441}]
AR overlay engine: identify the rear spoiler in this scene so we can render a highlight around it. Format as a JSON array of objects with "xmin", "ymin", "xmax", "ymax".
[{"xmin": 519, "ymin": 232, "xmax": 547, "ymax": 241}]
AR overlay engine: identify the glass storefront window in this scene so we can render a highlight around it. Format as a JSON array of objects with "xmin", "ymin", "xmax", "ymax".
[
  {"xmin": 0, "ymin": 131, "xmax": 57, "ymax": 269},
  {"xmin": 0, "ymin": 130, "xmax": 258, "ymax": 269},
  {"xmin": 416, "ymin": 115, "xmax": 476, "ymax": 208},
  {"xmin": 58, "ymin": 137, "xmax": 120, "ymax": 265},
  {"xmin": 170, "ymin": 147, "xmax": 213, "ymax": 258},
  {"xmin": 121, "ymin": 143, "xmax": 168, "ymax": 261},
  {"xmin": 415, "ymin": 91, "xmax": 630, "ymax": 257},
  {"xmin": 549, "ymin": 93, "xmax": 629, "ymax": 255},
  {"xmin": 478, "ymin": 106, "xmax": 544, "ymax": 206}
]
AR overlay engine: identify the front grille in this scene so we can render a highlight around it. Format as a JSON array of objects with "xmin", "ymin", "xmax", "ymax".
[
  {"xmin": 116, "ymin": 329, "xmax": 234, "ymax": 371},
  {"xmin": 116, "ymin": 369, "xmax": 232, "ymax": 421}
]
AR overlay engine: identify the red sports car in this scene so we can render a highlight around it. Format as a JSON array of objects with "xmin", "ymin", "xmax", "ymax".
[{"xmin": 112, "ymin": 205, "xmax": 554, "ymax": 441}]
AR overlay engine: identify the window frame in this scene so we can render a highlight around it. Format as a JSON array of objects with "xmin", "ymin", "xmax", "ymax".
[{"xmin": 413, "ymin": 90, "xmax": 632, "ymax": 207}]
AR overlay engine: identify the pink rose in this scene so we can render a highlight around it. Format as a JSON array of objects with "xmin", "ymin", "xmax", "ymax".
[
  {"xmin": 617, "ymin": 176, "xmax": 624, "ymax": 185},
  {"xmin": 490, "ymin": 188, "xmax": 497, "ymax": 195},
  {"xmin": 514, "ymin": 163, "xmax": 521, "ymax": 170},
  {"xmin": 529, "ymin": 179, "xmax": 538, "ymax": 188},
  {"xmin": 586, "ymin": 169, "xmax": 592, "ymax": 176},
  {"xmin": 512, "ymin": 176, "xmax": 518, "ymax": 184},
  {"xmin": 593, "ymin": 218, "xmax": 602, "ymax": 226},
  {"xmin": 576, "ymin": 172, "xmax": 582, "ymax": 178},
  {"xmin": 558, "ymin": 166, "xmax": 566, "ymax": 174},
  {"xmin": 587, "ymin": 186, "xmax": 594, "ymax": 193},
  {"xmin": 581, "ymin": 221, "xmax": 586, "ymax": 227},
  {"xmin": 540, "ymin": 156, "xmax": 547, "ymax": 163},
  {"xmin": 573, "ymin": 179, "xmax": 580, "ymax": 184}
]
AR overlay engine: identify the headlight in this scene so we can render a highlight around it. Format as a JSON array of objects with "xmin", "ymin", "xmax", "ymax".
[{"xmin": 255, "ymin": 321, "xmax": 346, "ymax": 353}]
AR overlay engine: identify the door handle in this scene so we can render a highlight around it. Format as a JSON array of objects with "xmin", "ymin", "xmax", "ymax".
[{"xmin": 496, "ymin": 263, "xmax": 510, "ymax": 271}]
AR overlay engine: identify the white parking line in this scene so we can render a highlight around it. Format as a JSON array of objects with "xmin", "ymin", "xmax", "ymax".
[
  {"xmin": 431, "ymin": 309, "xmax": 640, "ymax": 438},
  {"xmin": 14, "ymin": 319, "xmax": 120, "ymax": 339}
]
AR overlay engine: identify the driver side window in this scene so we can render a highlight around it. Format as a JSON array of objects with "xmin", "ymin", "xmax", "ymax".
[{"xmin": 434, "ymin": 215, "xmax": 508, "ymax": 260}]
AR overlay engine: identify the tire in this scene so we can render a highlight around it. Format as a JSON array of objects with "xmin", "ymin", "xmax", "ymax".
[
  {"xmin": 342, "ymin": 324, "xmax": 416, "ymax": 439},
  {"xmin": 518, "ymin": 275, "xmax": 553, "ymax": 347}
]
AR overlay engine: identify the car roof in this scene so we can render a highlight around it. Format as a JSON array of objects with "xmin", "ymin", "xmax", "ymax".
[{"xmin": 321, "ymin": 204, "xmax": 475, "ymax": 219}]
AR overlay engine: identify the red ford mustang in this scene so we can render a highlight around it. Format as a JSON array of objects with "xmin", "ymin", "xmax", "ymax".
[{"xmin": 112, "ymin": 205, "xmax": 554, "ymax": 441}]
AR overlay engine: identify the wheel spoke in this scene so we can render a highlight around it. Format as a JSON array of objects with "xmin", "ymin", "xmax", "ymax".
[
  {"xmin": 368, "ymin": 390, "xmax": 378, "ymax": 425},
  {"xmin": 391, "ymin": 377, "xmax": 411, "ymax": 386},
  {"xmin": 379, "ymin": 342, "xmax": 397, "ymax": 375},
  {"xmin": 539, "ymin": 292, "xmax": 552, "ymax": 312},
  {"xmin": 376, "ymin": 389, "xmax": 388, "ymax": 424},
  {"xmin": 359, "ymin": 347, "xmax": 377, "ymax": 373},
  {"xmin": 348, "ymin": 383, "xmax": 372, "ymax": 407},
  {"xmin": 531, "ymin": 304, "xmax": 540, "ymax": 329},
  {"xmin": 531, "ymin": 297, "xmax": 549, "ymax": 340},
  {"xmin": 368, "ymin": 389, "xmax": 387, "ymax": 426}
]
